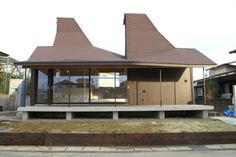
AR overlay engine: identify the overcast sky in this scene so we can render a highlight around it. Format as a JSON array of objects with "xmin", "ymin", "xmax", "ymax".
[{"xmin": 0, "ymin": 0, "xmax": 235, "ymax": 80}]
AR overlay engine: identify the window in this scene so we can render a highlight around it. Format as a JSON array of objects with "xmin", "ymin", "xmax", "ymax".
[
  {"xmin": 91, "ymin": 69, "xmax": 116, "ymax": 102},
  {"xmin": 35, "ymin": 68, "xmax": 127, "ymax": 104},
  {"xmin": 36, "ymin": 69, "xmax": 48, "ymax": 103},
  {"xmin": 115, "ymin": 69, "xmax": 127, "ymax": 102},
  {"xmin": 53, "ymin": 69, "xmax": 70, "ymax": 103},
  {"xmin": 69, "ymin": 69, "xmax": 89, "ymax": 102},
  {"xmin": 91, "ymin": 69, "xmax": 127, "ymax": 103}
]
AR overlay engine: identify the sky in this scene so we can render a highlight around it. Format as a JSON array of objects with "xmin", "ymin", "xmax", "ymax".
[{"xmin": 0, "ymin": 0, "xmax": 236, "ymax": 80}]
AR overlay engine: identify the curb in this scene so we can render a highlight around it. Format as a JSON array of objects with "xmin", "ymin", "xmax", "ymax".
[{"xmin": 0, "ymin": 144, "xmax": 236, "ymax": 153}]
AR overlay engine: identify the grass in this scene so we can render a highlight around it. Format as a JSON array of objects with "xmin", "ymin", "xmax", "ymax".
[{"xmin": 1, "ymin": 118, "xmax": 236, "ymax": 133}]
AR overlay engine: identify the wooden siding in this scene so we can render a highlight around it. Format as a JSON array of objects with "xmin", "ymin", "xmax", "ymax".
[
  {"xmin": 128, "ymin": 81, "xmax": 137, "ymax": 105},
  {"xmin": 127, "ymin": 68, "xmax": 193, "ymax": 105},
  {"xmin": 138, "ymin": 81, "xmax": 160, "ymax": 105},
  {"xmin": 175, "ymin": 68, "xmax": 192, "ymax": 104},
  {"xmin": 161, "ymin": 82, "xmax": 175, "ymax": 105}
]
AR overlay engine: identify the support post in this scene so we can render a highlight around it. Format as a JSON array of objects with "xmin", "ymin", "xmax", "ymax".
[
  {"xmin": 66, "ymin": 112, "xmax": 72, "ymax": 120},
  {"xmin": 196, "ymin": 110, "xmax": 208, "ymax": 119},
  {"xmin": 22, "ymin": 112, "xmax": 29, "ymax": 120},
  {"xmin": 113, "ymin": 111, "xmax": 119, "ymax": 120},
  {"xmin": 203, "ymin": 67, "xmax": 206, "ymax": 105},
  {"xmin": 159, "ymin": 69, "xmax": 162, "ymax": 106},
  {"xmin": 155, "ymin": 111, "xmax": 165, "ymax": 119},
  {"xmin": 20, "ymin": 68, "xmax": 27, "ymax": 107},
  {"xmin": 233, "ymin": 85, "xmax": 236, "ymax": 117}
]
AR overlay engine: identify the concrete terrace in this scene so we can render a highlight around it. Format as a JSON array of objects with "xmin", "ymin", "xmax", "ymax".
[{"xmin": 18, "ymin": 105, "xmax": 213, "ymax": 120}]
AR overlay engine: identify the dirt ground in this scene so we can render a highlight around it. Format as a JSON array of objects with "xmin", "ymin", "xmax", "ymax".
[{"xmin": 1, "ymin": 118, "xmax": 236, "ymax": 133}]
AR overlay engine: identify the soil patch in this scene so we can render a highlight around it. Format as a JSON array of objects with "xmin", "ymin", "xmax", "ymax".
[{"xmin": 1, "ymin": 118, "xmax": 236, "ymax": 133}]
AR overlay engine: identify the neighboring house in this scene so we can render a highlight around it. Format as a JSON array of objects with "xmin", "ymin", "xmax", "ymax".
[
  {"xmin": 16, "ymin": 14, "xmax": 216, "ymax": 120},
  {"xmin": 194, "ymin": 62, "xmax": 236, "ymax": 112},
  {"xmin": 0, "ymin": 51, "xmax": 22, "ymax": 94}
]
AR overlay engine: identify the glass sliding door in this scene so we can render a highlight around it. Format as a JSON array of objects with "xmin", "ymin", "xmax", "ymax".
[
  {"xmin": 36, "ymin": 69, "xmax": 48, "ymax": 104},
  {"xmin": 115, "ymin": 69, "xmax": 127, "ymax": 102},
  {"xmin": 69, "ymin": 69, "xmax": 89, "ymax": 102},
  {"xmin": 91, "ymin": 69, "xmax": 116, "ymax": 102},
  {"xmin": 53, "ymin": 69, "xmax": 70, "ymax": 103},
  {"xmin": 35, "ymin": 68, "xmax": 128, "ymax": 104}
]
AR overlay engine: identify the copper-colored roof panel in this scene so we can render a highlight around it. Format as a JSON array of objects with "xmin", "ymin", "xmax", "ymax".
[
  {"xmin": 136, "ymin": 48, "xmax": 216, "ymax": 65},
  {"xmin": 124, "ymin": 14, "xmax": 175, "ymax": 59},
  {"xmin": 18, "ymin": 14, "xmax": 216, "ymax": 67},
  {"xmin": 28, "ymin": 46, "xmax": 125, "ymax": 62},
  {"xmin": 124, "ymin": 13, "xmax": 216, "ymax": 66},
  {"xmin": 53, "ymin": 18, "xmax": 92, "ymax": 46}
]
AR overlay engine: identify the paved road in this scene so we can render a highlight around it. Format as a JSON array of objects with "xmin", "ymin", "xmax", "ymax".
[{"xmin": 0, "ymin": 150, "xmax": 236, "ymax": 157}]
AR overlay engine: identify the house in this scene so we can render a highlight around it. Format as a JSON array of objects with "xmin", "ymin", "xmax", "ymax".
[
  {"xmin": 195, "ymin": 62, "xmax": 236, "ymax": 112},
  {"xmin": 16, "ymin": 14, "xmax": 216, "ymax": 120},
  {"xmin": 0, "ymin": 51, "xmax": 22, "ymax": 94}
]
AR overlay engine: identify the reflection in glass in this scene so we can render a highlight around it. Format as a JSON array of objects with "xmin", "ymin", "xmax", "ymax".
[
  {"xmin": 36, "ymin": 68, "xmax": 127, "ymax": 104},
  {"xmin": 115, "ymin": 70, "xmax": 127, "ymax": 102},
  {"xmin": 53, "ymin": 69, "xmax": 70, "ymax": 103},
  {"xmin": 91, "ymin": 69, "xmax": 115, "ymax": 102},
  {"xmin": 36, "ymin": 69, "xmax": 48, "ymax": 103},
  {"xmin": 70, "ymin": 69, "xmax": 89, "ymax": 102},
  {"xmin": 91, "ymin": 69, "xmax": 127, "ymax": 103}
]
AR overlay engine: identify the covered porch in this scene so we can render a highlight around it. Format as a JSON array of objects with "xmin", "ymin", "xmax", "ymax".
[{"xmin": 26, "ymin": 65, "xmax": 195, "ymax": 106}]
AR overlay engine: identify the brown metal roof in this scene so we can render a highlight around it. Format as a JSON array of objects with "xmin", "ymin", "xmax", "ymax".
[
  {"xmin": 53, "ymin": 18, "xmax": 92, "ymax": 47},
  {"xmin": 124, "ymin": 14, "xmax": 216, "ymax": 66},
  {"xmin": 27, "ymin": 18, "xmax": 125, "ymax": 62},
  {"xmin": 136, "ymin": 48, "xmax": 216, "ymax": 65},
  {"xmin": 124, "ymin": 13, "xmax": 175, "ymax": 59},
  {"xmin": 16, "ymin": 14, "xmax": 216, "ymax": 67}
]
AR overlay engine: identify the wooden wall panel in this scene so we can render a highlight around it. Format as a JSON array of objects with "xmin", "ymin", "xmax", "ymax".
[
  {"xmin": 128, "ymin": 81, "xmax": 137, "ymax": 105},
  {"xmin": 175, "ymin": 68, "xmax": 192, "ymax": 104},
  {"xmin": 127, "ymin": 68, "xmax": 193, "ymax": 105},
  {"xmin": 138, "ymin": 82, "xmax": 160, "ymax": 105},
  {"xmin": 161, "ymin": 82, "xmax": 175, "ymax": 105}
]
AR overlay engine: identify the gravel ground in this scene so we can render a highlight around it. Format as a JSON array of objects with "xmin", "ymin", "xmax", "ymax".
[
  {"xmin": 1, "ymin": 111, "xmax": 236, "ymax": 133},
  {"xmin": 1, "ymin": 118, "xmax": 236, "ymax": 133}
]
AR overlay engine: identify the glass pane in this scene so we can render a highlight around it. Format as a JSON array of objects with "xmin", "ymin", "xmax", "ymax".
[
  {"xmin": 37, "ymin": 69, "xmax": 48, "ymax": 103},
  {"xmin": 70, "ymin": 69, "xmax": 89, "ymax": 102},
  {"xmin": 115, "ymin": 70, "xmax": 127, "ymax": 102},
  {"xmin": 53, "ymin": 69, "xmax": 69, "ymax": 103},
  {"xmin": 91, "ymin": 69, "xmax": 115, "ymax": 102}
]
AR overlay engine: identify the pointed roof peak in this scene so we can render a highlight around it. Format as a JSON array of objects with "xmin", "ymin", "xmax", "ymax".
[
  {"xmin": 124, "ymin": 13, "xmax": 175, "ymax": 59},
  {"xmin": 56, "ymin": 17, "xmax": 83, "ymax": 33},
  {"xmin": 53, "ymin": 17, "xmax": 92, "ymax": 47}
]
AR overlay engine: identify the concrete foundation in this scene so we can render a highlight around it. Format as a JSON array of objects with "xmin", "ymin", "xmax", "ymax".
[
  {"xmin": 196, "ymin": 110, "xmax": 209, "ymax": 119},
  {"xmin": 113, "ymin": 111, "xmax": 119, "ymax": 120},
  {"xmin": 18, "ymin": 105, "xmax": 214, "ymax": 120},
  {"xmin": 22, "ymin": 112, "xmax": 29, "ymax": 120},
  {"xmin": 66, "ymin": 112, "xmax": 72, "ymax": 120}
]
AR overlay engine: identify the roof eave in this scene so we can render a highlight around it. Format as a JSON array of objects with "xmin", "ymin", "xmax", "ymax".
[{"xmin": 14, "ymin": 61, "xmax": 216, "ymax": 68}]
